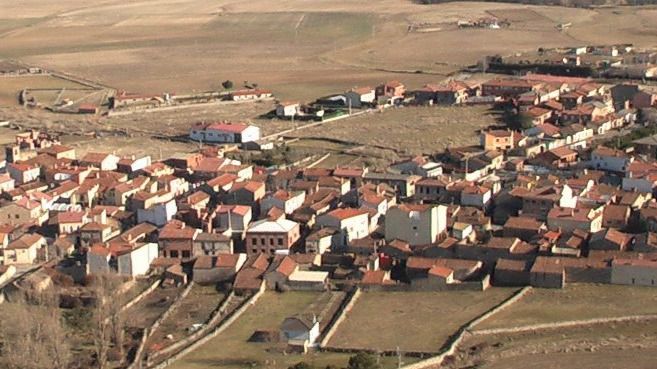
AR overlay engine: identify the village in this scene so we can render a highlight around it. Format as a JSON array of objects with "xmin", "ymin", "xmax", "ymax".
[{"xmin": 4, "ymin": 39, "xmax": 657, "ymax": 369}]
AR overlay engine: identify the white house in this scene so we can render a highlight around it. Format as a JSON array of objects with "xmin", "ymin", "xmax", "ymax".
[
  {"xmin": 117, "ymin": 242, "xmax": 159, "ymax": 277},
  {"xmin": 7, "ymin": 163, "xmax": 40, "ymax": 184},
  {"xmin": 276, "ymin": 102, "xmax": 301, "ymax": 118},
  {"xmin": 80, "ymin": 152, "xmax": 120, "ymax": 171},
  {"xmin": 189, "ymin": 122, "xmax": 261, "ymax": 144},
  {"xmin": 589, "ymin": 146, "xmax": 633, "ymax": 173},
  {"xmin": 461, "ymin": 185, "xmax": 492, "ymax": 209},
  {"xmin": 385, "ymin": 204, "xmax": 447, "ymax": 246},
  {"xmin": 316, "ymin": 208, "xmax": 370, "ymax": 247},
  {"xmin": 137, "ymin": 199, "xmax": 178, "ymax": 226},
  {"xmin": 280, "ymin": 314, "xmax": 320, "ymax": 350},
  {"xmin": 261, "ymin": 190, "xmax": 305, "ymax": 215},
  {"xmin": 87, "ymin": 242, "xmax": 158, "ymax": 277}
]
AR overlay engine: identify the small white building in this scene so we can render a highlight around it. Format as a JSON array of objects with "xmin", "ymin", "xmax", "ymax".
[
  {"xmin": 316, "ymin": 208, "xmax": 370, "ymax": 247},
  {"xmin": 189, "ymin": 122, "xmax": 261, "ymax": 144},
  {"xmin": 589, "ymin": 147, "xmax": 633, "ymax": 173},
  {"xmin": 137, "ymin": 199, "xmax": 178, "ymax": 227},
  {"xmin": 261, "ymin": 190, "xmax": 305, "ymax": 215},
  {"xmin": 276, "ymin": 102, "xmax": 301, "ymax": 118},
  {"xmin": 280, "ymin": 314, "xmax": 321, "ymax": 352}
]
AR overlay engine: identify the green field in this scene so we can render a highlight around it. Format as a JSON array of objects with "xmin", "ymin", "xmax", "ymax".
[{"xmin": 476, "ymin": 284, "xmax": 657, "ymax": 330}]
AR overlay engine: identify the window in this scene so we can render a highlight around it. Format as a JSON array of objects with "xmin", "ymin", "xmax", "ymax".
[
  {"xmin": 261, "ymin": 238, "xmax": 266, "ymax": 245},
  {"xmin": 252, "ymin": 248, "xmax": 258, "ymax": 254},
  {"xmin": 15, "ymin": 214, "xmax": 19, "ymax": 219},
  {"xmin": 278, "ymin": 238, "xmax": 283, "ymax": 246},
  {"xmin": 182, "ymin": 251, "xmax": 190, "ymax": 258},
  {"xmin": 170, "ymin": 250, "xmax": 179, "ymax": 258},
  {"xmin": 269, "ymin": 238, "xmax": 274, "ymax": 246}
]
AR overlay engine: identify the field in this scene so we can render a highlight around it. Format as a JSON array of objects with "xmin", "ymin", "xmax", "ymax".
[
  {"xmin": 475, "ymin": 284, "xmax": 657, "ymax": 330},
  {"xmin": 0, "ymin": 75, "xmax": 91, "ymax": 106},
  {"xmin": 2, "ymin": 1, "xmax": 657, "ymax": 103},
  {"xmin": 168, "ymin": 291, "xmax": 411, "ymax": 369},
  {"xmin": 328, "ymin": 289, "xmax": 517, "ymax": 353},
  {"xmin": 448, "ymin": 319, "xmax": 657, "ymax": 369},
  {"xmin": 288, "ymin": 105, "xmax": 499, "ymax": 169},
  {"xmin": 146, "ymin": 285, "xmax": 226, "ymax": 354}
]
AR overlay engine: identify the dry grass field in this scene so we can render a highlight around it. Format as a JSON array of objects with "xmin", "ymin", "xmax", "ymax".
[
  {"xmin": 328, "ymin": 289, "xmax": 517, "ymax": 353},
  {"xmin": 168, "ymin": 291, "xmax": 411, "ymax": 369},
  {"xmin": 0, "ymin": 75, "xmax": 90, "ymax": 106},
  {"xmin": 448, "ymin": 319, "xmax": 657, "ymax": 369},
  {"xmin": 287, "ymin": 105, "xmax": 499, "ymax": 169},
  {"xmin": 2, "ymin": 1, "xmax": 657, "ymax": 102},
  {"xmin": 475, "ymin": 284, "xmax": 657, "ymax": 330}
]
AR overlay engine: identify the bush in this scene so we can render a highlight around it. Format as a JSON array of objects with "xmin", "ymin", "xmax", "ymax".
[{"xmin": 348, "ymin": 352, "xmax": 380, "ymax": 369}]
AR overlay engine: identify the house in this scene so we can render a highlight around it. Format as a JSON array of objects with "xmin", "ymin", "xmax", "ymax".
[
  {"xmin": 362, "ymin": 172, "xmax": 420, "ymax": 198},
  {"xmin": 276, "ymin": 102, "xmax": 301, "ymax": 118},
  {"xmin": 503, "ymin": 216, "xmax": 546, "ymax": 242},
  {"xmin": 245, "ymin": 218, "xmax": 301, "ymax": 255},
  {"xmin": 117, "ymin": 155, "xmax": 152, "ymax": 174},
  {"xmin": 0, "ymin": 174, "xmax": 15, "ymax": 193},
  {"xmin": 233, "ymin": 254, "xmax": 269, "ymax": 294},
  {"xmin": 230, "ymin": 89, "xmax": 272, "ymax": 101},
  {"xmin": 56, "ymin": 210, "xmax": 88, "ymax": 234},
  {"xmin": 214, "ymin": 205, "xmax": 252, "ymax": 234},
  {"xmin": 530, "ymin": 257, "xmax": 565, "ymax": 288},
  {"xmin": 86, "ymin": 242, "xmax": 158, "ymax": 277},
  {"xmin": 7, "ymin": 163, "xmax": 40, "ymax": 184},
  {"xmin": 189, "ymin": 122, "xmax": 261, "ymax": 144},
  {"xmin": 80, "ymin": 222, "xmax": 118, "ymax": 248},
  {"xmin": 193, "ymin": 253, "xmax": 247, "ymax": 284},
  {"xmin": 494, "ymin": 259, "xmax": 531, "ymax": 286},
  {"xmin": 159, "ymin": 220, "xmax": 200, "ymax": 259},
  {"xmin": 264, "ymin": 255, "xmax": 298, "ymax": 289},
  {"xmin": 623, "ymin": 161, "xmax": 657, "ymax": 193},
  {"xmin": 193, "ymin": 232, "xmax": 233, "ymax": 255},
  {"xmin": 2, "ymin": 234, "xmax": 45, "ymax": 265},
  {"xmin": 0, "ymin": 197, "xmax": 48, "ymax": 226},
  {"xmin": 137, "ymin": 198, "xmax": 178, "ymax": 226},
  {"xmin": 611, "ymin": 258, "xmax": 657, "ymax": 287},
  {"xmin": 287, "ymin": 270, "xmax": 329, "ymax": 291},
  {"xmin": 344, "ymin": 87, "xmax": 376, "ymax": 108},
  {"xmin": 589, "ymin": 228, "xmax": 633, "ymax": 251},
  {"xmin": 481, "ymin": 130, "xmax": 523, "ymax": 152},
  {"xmin": 547, "ymin": 206, "xmax": 603, "ymax": 234},
  {"xmin": 261, "ymin": 190, "xmax": 305, "ymax": 215},
  {"xmin": 388, "ymin": 156, "xmax": 443, "ymax": 178},
  {"xmin": 530, "ymin": 147, "xmax": 578, "ymax": 169},
  {"xmin": 226, "ymin": 180, "xmax": 266, "ymax": 209},
  {"xmin": 602, "ymin": 204, "xmax": 631, "ymax": 229},
  {"xmin": 460, "ymin": 185, "xmax": 492, "ymax": 209},
  {"xmin": 305, "ymin": 227, "xmax": 340, "ymax": 254},
  {"xmin": 80, "ymin": 152, "xmax": 120, "ymax": 171},
  {"xmin": 376, "ymin": 81, "xmax": 405, "ymax": 98},
  {"xmin": 481, "ymin": 78, "xmax": 540, "ymax": 97},
  {"xmin": 316, "ymin": 208, "xmax": 370, "ymax": 247},
  {"xmin": 280, "ymin": 314, "xmax": 320, "ymax": 351},
  {"xmin": 590, "ymin": 146, "xmax": 632, "ymax": 173},
  {"xmin": 385, "ymin": 204, "xmax": 447, "ymax": 246}
]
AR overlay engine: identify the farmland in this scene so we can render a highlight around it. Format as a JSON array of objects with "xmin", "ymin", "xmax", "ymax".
[
  {"xmin": 2, "ymin": 1, "xmax": 657, "ymax": 102},
  {"xmin": 167, "ymin": 291, "xmax": 412, "ymax": 369},
  {"xmin": 448, "ymin": 319, "xmax": 657, "ymax": 369},
  {"xmin": 328, "ymin": 289, "xmax": 517, "ymax": 353},
  {"xmin": 288, "ymin": 105, "xmax": 499, "ymax": 169},
  {"xmin": 475, "ymin": 284, "xmax": 657, "ymax": 330}
]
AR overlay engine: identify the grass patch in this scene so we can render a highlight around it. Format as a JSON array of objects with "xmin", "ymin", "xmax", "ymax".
[
  {"xmin": 476, "ymin": 283, "xmax": 657, "ymax": 330},
  {"xmin": 329, "ymin": 288, "xmax": 517, "ymax": 353}
]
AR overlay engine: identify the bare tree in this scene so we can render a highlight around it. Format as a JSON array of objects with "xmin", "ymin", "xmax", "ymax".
[
  {"xmin": 90, "ymin": 274, "xmax": 126, "ymax": 369},
  {"xmin": 0, "ymin": 291, "xmax": 71, "ymax": 369}
]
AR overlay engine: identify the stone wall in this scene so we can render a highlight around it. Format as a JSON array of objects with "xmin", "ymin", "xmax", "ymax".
[
  {"xmin": 319, "ymin": 287, "xmax": 361, "ymax": 348},
  {"xmin": 147, "ymin": 288, "xmax": 264, "ymax": 369}
]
